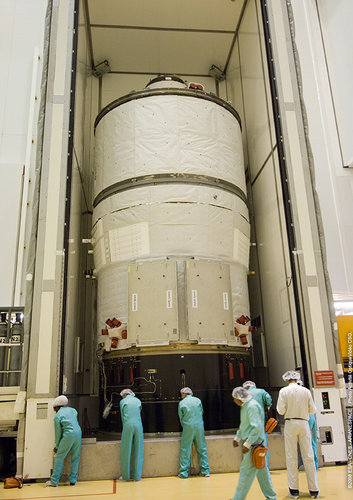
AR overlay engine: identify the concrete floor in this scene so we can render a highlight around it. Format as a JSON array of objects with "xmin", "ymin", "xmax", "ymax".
[{"xmin": 2, "ymin": 466, "xmax": 351, "ymax": 499}]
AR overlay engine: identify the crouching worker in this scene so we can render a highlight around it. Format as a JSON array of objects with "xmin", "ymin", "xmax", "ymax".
[
  {"xmin": 120, "ymin": 389, "xmax": 144, "ymax": 481},
  {"xmin": 231, "ymin": 387, "xmax": 276, "ymax": 500},
  {"xmin": 46, "ymin": 395, "xmax": 82, "ymax": 487}
]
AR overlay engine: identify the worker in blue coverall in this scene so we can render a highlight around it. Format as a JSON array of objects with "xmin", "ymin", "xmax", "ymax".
[
  {"xmin": 243, "ymin": 380, "xmax": 272, "ymax": 468},
  {"xmin": 119, "ymin": 388, "xmax": 144, "ymax": 481},
  {"xmin": 231, "ymin": 387, "xmax": 276, "ymax": 500},
  {"xmin": 178, "ymin": 387, "xmax": 210, "ymax": 478},
  {"xmin": 297, "ymin": 381, "xmax": 318, "ymax": 470},
  {"xmin": 45, "ymin": 395, "xmax": 82, "ymax": 487}
]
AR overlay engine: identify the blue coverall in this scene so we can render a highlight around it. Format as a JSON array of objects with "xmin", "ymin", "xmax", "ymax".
[
  {"xmin": 248, "ymin": 386, "xmax": 272, "ymax": 468},
  {"xmin": 51, "ymin": 406, "xmax": 82, "ymax": 486},
  {"xmin": 120, "ymin": 394, "xmax": 144, "ymax": 481},
  {"xmin": 232, "ymin": 398, "xmax": 276, "ymax": 500},
  {"xmin": 178, "ymin": 394, "xmax": 209, "ymax": 478}
]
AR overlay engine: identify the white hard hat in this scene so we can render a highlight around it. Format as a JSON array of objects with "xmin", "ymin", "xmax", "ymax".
[
  {"xmin": 180, "ymin": 387, "xmax": 193, "ymax": 396},
  {"xmin": 53, "ymin": 395, "xmax": 68, "ymax": 407},
  {"xmin": 243, "ymin": 380, "xmax": 256, "ymax": 389},
  {"xmin": 120, "ymin": 388, "xmax": 135, "ymax": 397},
  {"xmin": 232, "ymin": 387, "xmax": 253, "ymax": 403},
  {"xmin": 282, "ymin": 370, "xmax": 300, "ymax": 382}
]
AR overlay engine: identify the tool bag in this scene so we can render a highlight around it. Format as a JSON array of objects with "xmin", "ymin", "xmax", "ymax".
[
  {"xmin": 4, "ymin": 477, "xmax": 23, "ymax": 489},
  {"xmin": 265, "ymin": 417, "xmax": 278, "ymax": 434},
  {"xmin": 251, "ymin": 445, "xmax": 268, "ymax": 469}
]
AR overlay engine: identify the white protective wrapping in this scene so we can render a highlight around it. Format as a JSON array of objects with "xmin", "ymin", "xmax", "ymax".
[
  {"xmin": 94, "ymin": 95, "xmax": 245, "ymax": 199},
  {"xmin": 93, "ymin": 88, "xmax": 250, "ymax": 349}
]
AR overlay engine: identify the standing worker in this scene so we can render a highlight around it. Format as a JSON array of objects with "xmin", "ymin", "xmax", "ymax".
[
  {"xmin": 276, "ymin": 371, "xmax": 319, "ymax": 499},
  {"xmin": 45, "ymin": 395, "xmax": 82, "ymax": 487},
  {"xmin": 243, "ymin": 380, "xmax": 272, "ymax": 467},
  {"xmin": 119, "ymin": 388, "xmax": 144, "ymax": 481},
  {"xmin": 178, "ymin": 387, "xmax": 210, "ymax": 478},
  {"xmin": 231, "ymin": 387, "xmax": 276, "ymax": 500}
]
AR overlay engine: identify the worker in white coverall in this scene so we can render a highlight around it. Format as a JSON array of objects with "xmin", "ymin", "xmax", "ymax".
[
  {"xmin": 178, "ymin": 387, "xmax": 210, "ymax": 478},
  {"xmin": 119, "ymin": 389, "xmax": 144, "ymax": 481},
  {"xmin": 243, "ymin": 380, "xmax": 272, "ymax": 467},
  {"xmin": 276, "ymin": 371, "xmax": 319, "ymax": 499},
  {"xmin": 297, "ymin": 381, "xmax": 319, "ymax": 470},
  {"xmin": 45, "ymin": 395, "xmax": 82, "ymax": 487},
  {"xmin": 231, "ymin": 387, "xmax": 276, "ymax": 500}
]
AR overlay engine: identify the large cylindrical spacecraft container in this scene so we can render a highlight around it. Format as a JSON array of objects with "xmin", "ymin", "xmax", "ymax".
[{"xmin": 92, "ymin": 76, "xmax": 251, "ymax": 433}]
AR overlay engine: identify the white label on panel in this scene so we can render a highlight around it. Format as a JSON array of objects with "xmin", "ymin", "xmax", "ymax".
[
  {"xmin": 192, "ymin": 290, "xmax": 198, "ymax": 308},
  {"xmin": 223, "ymin": 292, "xmax": 229, "ymax": 310},
  {"xmin": 166, "ymin": 290, "xmax": 173, "ymax": 309},
  {"xmin": 233, "ymin": 228, "xmax": 250, "ymax": 268},
  {"xmin": 109, "ymin": 222, "xmax": 149, "ymax": 262},
  {"xmin": 131, "ymin": 293, "xmax": 138, "ymax": 312}
]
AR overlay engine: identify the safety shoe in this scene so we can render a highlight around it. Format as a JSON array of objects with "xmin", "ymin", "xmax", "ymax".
[
  {"xmin": 69, "ymin": 482, "xmax": 76, "ymax": 485},
  {"xmin": 45, "ymin": 481, "xmax": 57, "ymax": 487},
  {"xmin": 289, "ymin": 489, "xmax": 299, "ymax": 499},
  {"xmin": 200, "ymin": 472, "xmax": 210, "ymax": 477},
  {"xmin": 310, "ymin": 492, "xmax": 319, "ymax": 499}
]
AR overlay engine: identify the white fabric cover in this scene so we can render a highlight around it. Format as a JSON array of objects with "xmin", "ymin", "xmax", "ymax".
[{"xmin": 94, "ymin": 95, "xmax": 245, "ymax": 199}]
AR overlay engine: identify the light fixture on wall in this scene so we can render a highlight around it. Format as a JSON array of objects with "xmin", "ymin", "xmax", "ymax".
[{"xmin": 92, "ymin": 59, "xmax": 111, "ymax": 78}]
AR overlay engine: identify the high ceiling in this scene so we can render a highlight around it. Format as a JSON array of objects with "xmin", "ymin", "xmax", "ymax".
[{"xmin": 85, "ymin": 0, "xmax": 246, "ymax": 77}]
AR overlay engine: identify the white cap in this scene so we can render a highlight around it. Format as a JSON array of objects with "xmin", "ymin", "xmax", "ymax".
[
  {"xmin": 282, "ymin": 370, "xmax": 300, "ymax": 382},
  {"xmin": 243, "ymin": 380, "xmax": 256, "ymax": 389},
  {"xmin": 180, "ymin": 387, "xmax": 193, "ymax": 396},
  {"xmin": 120, "ymin": 389, "xmax": 135, "ymax": 397},
  {"xmin": 232, "ymin": 387, "xmax": 253, "ymax": 403},
  {"xmin": 53, "ymin": 395, "xmax": 68, "ymax": 407}
]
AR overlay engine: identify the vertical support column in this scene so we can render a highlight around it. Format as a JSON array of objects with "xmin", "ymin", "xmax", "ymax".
[{"xmin": 23, "ymin": 0, "xmax": 76, "ymax": 479}]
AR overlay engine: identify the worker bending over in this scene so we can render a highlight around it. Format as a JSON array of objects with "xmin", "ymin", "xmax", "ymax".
[
  {"xmin": 276, "ymin": 371, "xmax": 319, "ymax": 499},
  {"xmin": 178, "ymin": 387, "xmax": 210, "ymax": 478},
  {"xmin": 45, "ymin": 395, "xmax": 82, "ymax": 487},
  {"xmin": 119, "ymin": 388, "xmax": 144, "ymax": 481}
]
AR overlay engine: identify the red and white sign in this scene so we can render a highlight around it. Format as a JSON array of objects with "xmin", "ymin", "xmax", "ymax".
[{"xmin": 314, "ymin": 370, "xmax": 335, "ymax": 386}]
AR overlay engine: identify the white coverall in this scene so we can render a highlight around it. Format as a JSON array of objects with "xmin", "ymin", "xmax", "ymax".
[{"xmin": 276, "ymin": 382, "xmax": 318, "ymax": 493}]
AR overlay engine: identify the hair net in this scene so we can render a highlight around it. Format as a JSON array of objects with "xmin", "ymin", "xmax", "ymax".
[
  {"xmin": 243, "ymin": 380, "xmax": 256, "ymax": 389},
  {"xmin": 232, "ymin": 387, "xmax": 253, "ymax": 403},
  {"xmin": 297, "ymin": 380, "xmax": 304, "ymax": 386},
  {"xmin": 282, "ymin": 370, "xmax": 300, "ymax": 382},
  {"xmin": 53, "ymin": 395, "xmax": 68, "ymax": 407},
  {"xmin": 120, "ymin": 389, "xmax": 135, "ymax": 397},
  {"xmin": 180, "ymin": 387, "xmax": 193, "ymax": 396}
]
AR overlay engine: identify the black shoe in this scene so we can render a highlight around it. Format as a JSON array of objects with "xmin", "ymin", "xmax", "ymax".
[
  {"xmin": 70, "ymin": 483, "xmax": 76, "ymax": 486},
  {"xmin": 309, "ymin": 491, "xmax": 319, "ymax": 499},
  {"xmin": 289, "ymin": 489, "xmax": 299, "ymax": 499}
]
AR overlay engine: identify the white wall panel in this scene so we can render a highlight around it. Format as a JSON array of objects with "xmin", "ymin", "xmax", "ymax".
[
  {"xmin": 291, "ymin": 0, "xmax": 353, "ymax": 295},
  {"xmin": 88, "ymin": 0, "xmax": 245, "ymax": 31},
  {"xmin": 91, "ymin": 28, "xmax": 233, "ymax": 75},
  {"xmin": 0, "ymin": 0, "xmax": 47, "ymax": 303},
  {"xmin": 0, "ymin": 0, "xmax": 47, "ymax": 163},
  {"xmin": 317, "ymin": 0, "xmax": 353, "ymax": 167},
  {"xmin": 238, "ymin": 0, "xmax": 272, "ymax": 179},
  {"xmin": 0, "ymin": 164, "xmax": 22, "ymax": 305}
]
